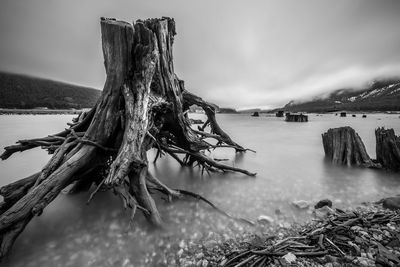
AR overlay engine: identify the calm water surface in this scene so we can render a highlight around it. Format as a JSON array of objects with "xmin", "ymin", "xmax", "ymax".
[{"xmin": 1, "ymin": 113, "xmax": 400, "ymax": 266}]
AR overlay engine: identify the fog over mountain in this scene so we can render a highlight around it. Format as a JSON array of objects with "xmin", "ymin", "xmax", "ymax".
[
  {"xmin": 0, "ymin": 0, "xmax": 399, "ymax": 109},
  {"xmin": 280, "ymin": 78, "xmax": 400, "ymax": 112}
]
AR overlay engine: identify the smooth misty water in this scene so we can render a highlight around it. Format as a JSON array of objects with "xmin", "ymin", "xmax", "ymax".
[{"xmin": 1, "ymin": 113, "xmax": 400, "ymax": 266}]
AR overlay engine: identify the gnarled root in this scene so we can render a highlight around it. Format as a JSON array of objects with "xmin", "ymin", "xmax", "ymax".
[{"xmin": 182, "ymin": 90, "xmax": 255, "ymax": 153}]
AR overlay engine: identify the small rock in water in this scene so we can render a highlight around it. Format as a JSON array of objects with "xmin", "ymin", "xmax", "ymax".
[
  {"xmin": 177, "ymin": 249, "xmax": 184, "ymax": 257},
  {"xmin": 380, "ymin": 196, "xmax": 400, "ymax": 210},
  {"xmin": 257, "ymin": 215, "xmax": 274, "ymax": 224},
  {"xmin": 69, "ymin": 252, "xmax": 79, "ymax": 261},
  {"xmin": 314, "ymin": 206, "xmax": 335, "ymax": 218},
  {"xmin": 315, "ymin": 199, "xmax": 333, "ymax": 209},
  {"xmin": 122, "ymin": 258, "xmax": 133, "ymax": 267},
  {"xmin": 180, "ymin": 259, "xmax": 194, "ymax": 267},
  {"xmin": 109, "ymin": 221, "xmax": 120, "ymax": 231},
  {"xmin": 292, "ymin": 200, "xmax": 310, "ymax": 209},
  {"xmin": 355, "ymin": 256, "xmax": 375, "ymax": 266},
  {"xmin": 46, "ymin": 241, "xmax": 57, "ymax": 249},
  {"xmin": 279, "ymin": 222, "xmax": 291, "ymax": 229},
  {"xmin": 203, "ymin": 240, "xmax": 218, "ymax": 249},
  {"xmin": 220, "ymin": 258, "xmax": 227, "ymax": 266},
  {"xmin": 282, "ymin": 252, "xmax": 296, "ymax": 263},
  {"xmin": 195, "ymin": 253, "xmax": 204, "ymax": 260}
]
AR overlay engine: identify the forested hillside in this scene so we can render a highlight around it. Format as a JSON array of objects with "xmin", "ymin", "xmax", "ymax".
[{"xmin": 0, "ymin": 72, "xmax": 101, "ymax": 109}]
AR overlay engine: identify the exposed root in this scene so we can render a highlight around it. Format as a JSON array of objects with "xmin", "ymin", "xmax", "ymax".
[
  {"xmin": 175, "ymin": 189, "xmax": 255, "ymax": 226},
  {"xmin": 0, "ymin": 173, "xmax": 39, "ymax": 204},
  {"xmin": 158, "ymin": 143, "xmax": 256, "ymax": 176},
  {"xmin": 113, "ymin": 182, "xmax": 149, "ymax": 220},
  {"xmin": 145, "ymin": 171, "xmax": 181, "ymax": 200},
  {"xmin": 182, "ymin": 90, "xmax": 252, "ymax": 152},
  {"xmin": 130, "ymin": 167, "xmax": 162, "ymax": 226},
  {"xmin": 0, "ymin": 108, "xmax": 95, "ymax": 160},
  {"xmin": 0, "ymin": 145, "xmax": 97, "ymax": 257}
]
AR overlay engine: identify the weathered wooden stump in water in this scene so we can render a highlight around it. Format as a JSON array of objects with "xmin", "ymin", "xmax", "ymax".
[
  {"xmin": 189, "ymin": 118, "xmax": 204, "ymax": 124},
  {"xmin": 276, "ymin": 110, "xmax": 284, "ymax": 117},
  {"xmin": 376, "ymin": 127, "xmax": 400, "ymax": 171},
  {"xmin": 0, "ymin": 17, "xmax": 255, "ymax": 259},
  {"xmin": 285, "ymin": 113, "xmax": 308, "ymax": 122},
  {"xmin": 322, "ymin": 127, "xmax": 378, "ymax": 168}
]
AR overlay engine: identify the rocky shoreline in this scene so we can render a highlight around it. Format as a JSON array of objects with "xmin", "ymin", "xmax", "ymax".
[{"xmin": 171, "ymin": 199, "xmax": 400, "ymax": 267}]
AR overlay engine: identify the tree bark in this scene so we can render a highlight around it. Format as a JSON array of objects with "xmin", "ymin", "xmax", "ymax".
[
  {"xmin": 376, "ymin": 127, "xmax": 400, "ymax": 171},
  {"xmin": 0, "ymin": 17, "xmax": 254, "ymax": 259},
  {"xmin": 322, "ymin": 126, "xmax": 378, "ymax": 168}
]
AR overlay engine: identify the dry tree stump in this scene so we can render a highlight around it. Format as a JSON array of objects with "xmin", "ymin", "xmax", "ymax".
[
  {"xmin": 0, "ymin": 17, "xmax": 255, "ymax": 259},
  {"xmin": 322, "ymin": 126, "xmax": 378, "ymax": 168},
  {"xmin": 376, "ymin": 127, "xmax": 400, "ymax": 171}
]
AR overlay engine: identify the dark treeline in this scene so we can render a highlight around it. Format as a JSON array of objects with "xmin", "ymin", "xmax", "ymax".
[{"xmin": 0, "ymin": 72, "xmax": 101, "ymax": 109}]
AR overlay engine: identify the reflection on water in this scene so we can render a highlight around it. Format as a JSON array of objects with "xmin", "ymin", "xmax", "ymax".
[{"xmin": 0, "ymin": 114, "xmax": 400, "ymax": 266}]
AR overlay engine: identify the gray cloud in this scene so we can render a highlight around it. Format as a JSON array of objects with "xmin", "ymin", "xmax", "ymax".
[{"xmin": 0, "ymin": 0, "xmax": 399, "ymax": 109}]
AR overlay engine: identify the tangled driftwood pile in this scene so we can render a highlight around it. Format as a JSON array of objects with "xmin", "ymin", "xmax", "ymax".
[{"xmin": 219, "ymin": 206, "xmax": 400, "ymax": 266}]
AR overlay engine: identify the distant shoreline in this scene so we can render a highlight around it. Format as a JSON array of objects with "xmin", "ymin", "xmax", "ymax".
[
  {"xmin": 238, "ymin": 110, "xmax": 400, "ymax": 114},
  {"xmin": 0, "ymin": 108, "xmax": 87, "ymax": 115}
]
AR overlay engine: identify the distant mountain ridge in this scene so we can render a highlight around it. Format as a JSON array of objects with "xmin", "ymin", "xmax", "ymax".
[
  {"xmin": 281, "ymin": 78, "xmax": 400, "ymax": 112},
  {"xmin": 0, "ymin": 72, "xmax": 101, "ymax": 109}
]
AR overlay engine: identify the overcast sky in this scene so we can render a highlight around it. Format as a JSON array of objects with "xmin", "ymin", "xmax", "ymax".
[{"xmin": 0, "ymin": 0, "xmax": 399, "ymax": 109}]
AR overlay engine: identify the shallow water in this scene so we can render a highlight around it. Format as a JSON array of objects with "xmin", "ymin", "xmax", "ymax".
[{"xmin": 0, "ymin": 113, "xmax": 399, "ymax": 266}]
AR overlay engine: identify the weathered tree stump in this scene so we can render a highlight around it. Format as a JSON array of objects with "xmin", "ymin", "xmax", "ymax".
[
  {"xmin": 376, "ymin": 127, "xmax": 400, "ymax": 171},
  {"xmin": 285, "ymin": 113, "xmax": 308, "ymax": 122},
  {"xmin": 322, "ymin": 127, "xmax": 378, "ymax": 167},
  {"xmin": 0, "ymin": 17, "xmax": 255, "ymax": 259}
]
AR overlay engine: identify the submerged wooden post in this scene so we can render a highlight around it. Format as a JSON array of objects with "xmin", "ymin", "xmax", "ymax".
[
  {"xmin": 376, "ymin": 127, "xmax": 400, "ymax": 171},
  {"xmin": 285, "ymin": 113, "xmax": 308, "ymax": 122},
  {"xmin": 322, "ymin": 126, "xmax": 378, "ymax": 168}
]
